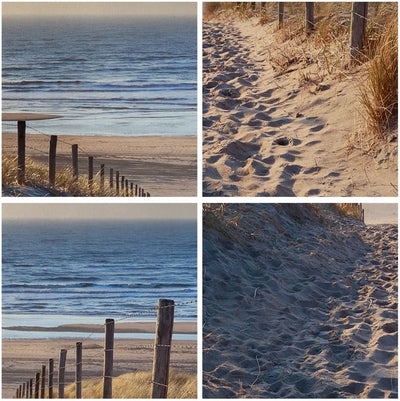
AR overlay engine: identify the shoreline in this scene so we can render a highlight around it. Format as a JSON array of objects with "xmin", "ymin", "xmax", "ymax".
[{"xmin": 2, "ymin": 132, "xmax": 197, "ymax": 196}]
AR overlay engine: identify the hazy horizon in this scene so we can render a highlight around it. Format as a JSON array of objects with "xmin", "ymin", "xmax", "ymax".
[
  {"xmin": 3, "ymin": 203, "xmax": 196, "ymax": 221},
  {"xmin": 3, "ymin": 2, "xmax": 196, "ymax": 18}
]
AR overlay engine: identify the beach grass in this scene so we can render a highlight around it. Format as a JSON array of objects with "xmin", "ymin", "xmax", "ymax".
[
  {"xmin": 60, "ymin": 371, "xmax": 196, "ymax": 399},
  {"xmin": 2, "ymin": 154, "xmax": 118, "ymax": 197}
]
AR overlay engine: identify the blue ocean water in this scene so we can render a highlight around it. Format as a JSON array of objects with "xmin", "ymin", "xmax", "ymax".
[
  {"xmin": 2, "ymin": 219, "xmax": 197, "ymax": 338},
  {"xmin": 2, "ymin": 16, "xmax": 197, "ymax": 136}
]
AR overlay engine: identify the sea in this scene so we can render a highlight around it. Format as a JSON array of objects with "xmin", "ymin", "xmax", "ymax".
[
  {"xmin": 2, "ymin": 16, "xmax": 197, "ymax": 137},
  {"xmin": 2, "ymin": 219, "xmax": 197, "ymax": 340}
]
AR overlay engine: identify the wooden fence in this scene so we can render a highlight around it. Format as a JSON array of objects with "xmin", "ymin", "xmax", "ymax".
[
  {"xmin": 238, "ymin": 2, "xmax": 369, "ymax": 62},
  {"xmin": 13, "ymin": 299, "xmax": 175, "ymax": 399}
]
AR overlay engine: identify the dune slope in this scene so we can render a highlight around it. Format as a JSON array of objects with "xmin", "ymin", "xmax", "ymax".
[{"xmin": 203, "ymin": 204, "xmax": 398, "ymax": 398}]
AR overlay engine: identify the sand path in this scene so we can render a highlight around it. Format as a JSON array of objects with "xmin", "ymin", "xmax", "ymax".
[
  {"xmin": 203, "ymin": 20, "xmax": 397, "ymax": 196},
  {"xmin": 203, "ymin": 204, "xmax": 397, "ymax": 398}
]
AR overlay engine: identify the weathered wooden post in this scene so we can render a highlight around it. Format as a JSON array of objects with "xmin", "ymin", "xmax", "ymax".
[
  {"xmin": 40, "ymin": 365, "xmax": 46, "ymax": 398},
  {"xmin": 151, "ymin": 299, "xmax": 175, "ymax": 398},
  {"xmin": 305, "ymin": 3, "xmax": 314, "ymax": 33},
  {"xmin": 26, "ymin": 381, "xmax": 29, "ymax": 399},
  {"xmin": 16, "ymin": 387, "xmax": 19, "ymax": 398},
  {"xmin": 72, "ymin": 144, "xmax": 78, "ymax": 181},
  {"xmin": 147, "ymin": 192, "xmax": 151, "ymax": 197},
  {"xmin": 49, "ymin": 359, "xmax": 54, "ymax": 399},
  {"xmin": 278, "ymin": 2, "xmax": 284, "ymax": 29},
  {"xmin": 29, "ymin": 378, "xmax": 33, "ymax": 398},
  {"xmin": 76, "ymin": 342, "xmax": 82, "ymax": 399},
  {"xmin": 17, "ymin": 121, "xmax": 26, "ymax": 184},
  {"xmin": 135, "ymin": 184, "xmax": 138, "ymax": 197},
  {"xmin": 48, "ymin": 135, "xmax": 57, "ymax": 186},
  {"xmin": 34, "ymin": 372, "xmax": 40, "ymax": 399},
  {"xmin": 350, "ymin": 2, "xmax": 368, "ymax": 62},
  {"xmin": 22, "ymin": 383, "xmax": 26, "ymax": 398},
  {"xmin": 116, "ymin": 171, "xmax": 120, "ymax": 195},
  {"xmin": 121, "ymin": 175, "xmax": 125, "ymax": 193},
  {"xmin": 130, "ymin": 182, "xmax": 133, "ymax": 196},
  {"xmin": 103, "ymin": 319, "xmax": 114, "ymax": 399},
  {"xmin": 100, "ymin": 164, "xmax": 105, "ymax": 191},
  {"xmin": 109, "ymin": 168, "xmax": 114, "ymax": 189},
  {"xmin": 58, "ymin": 349, "xmax": 67, "ymax": 399},
  {"xmin": 125, "ymin": 179, "xmax": 129, "ymax": 196},
  {"xmin": 88, "ymin": 156, "xmax": 94, "ymax": 192}
]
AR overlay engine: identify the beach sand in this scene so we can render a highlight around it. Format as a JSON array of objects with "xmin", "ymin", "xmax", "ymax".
[
  {"xmin": 203, "ymin": 204, "xmax": 398, "ymax": 398},
  {"xmin": 203, "ymin": 18, "xmax": 397, "ymax": 196},
  {"xmin": 2, "ymin": 322, "xmax": 196, "ymax": 398},
  {"xmin": 2, "ymin": 133, "xmax": 197, "ymax": 197}
]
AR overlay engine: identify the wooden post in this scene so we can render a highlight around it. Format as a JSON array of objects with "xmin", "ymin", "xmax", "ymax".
[
  {"xmin": 22, "ymin": 383, "xmax": 26, "ymax": 398},
  {"xmin": 88, "ymin": 156, "xmax": 94, "ymax": 192},
  {"xmin": 34, "ymin": 372, "xmax": 40, "ymax": 399},
  {"xmin": 100, "ymin": 164, "xmax": 105, "ymax": 190},
  {"xmin": 17, "ymin": 120, "xmax": 26, "ymax": 184},
  {"xmin": 16, "ymin": 388, "xmax": 19, "ymax": 399},
  {"xmin": 49, "ymin": 359, "xmax": 54, "ymax": 399},
  {"xmin": 147, "ymin": 192, "xmax": 150, "ymax": 197},
  {"xmin": 151, "ymin": 299, "xmax": 175, "ymax": 398},
  {"xmin": 278, "ymin": 2, "xmax": 284, "ymax": 29},
  {"xmin": 49, "ymin": 135, "xmax": 57, "ymax": 186},
  {"xmin": 76, "ymin": 342, "xmax": 82, "ymax": 399},
  {"xmin": 305, "ymin": 2, "xmax": 314, "ymax": 33},
  {"xmin": 40, "ymin": 365, "xmax": 46, "ymax": 398},
  {"xmin": 142, "ymin": 188, "xmax": 145, "ymax": 197},
  {"xmin": 125, "ymin": 179, "xmax": 129, "ymax": 196},
  {"xmin": 103, "ymin": 319, "xmax": 114, "ymax": 399},
  {"xmin": 109, "ymin": 168, "xmax": 114, "ymax": 189},
  {"xmin": 130, "ymin": 182, "xmax": 133, "ymax": 196},
  {"xmin": 29, "ymin": 379, "xmax": 33, "ymax": 398},
  {"xmin": 135, "ymin": 184, "xmax": 138, "ymax": 197},
  {"xmin": 121, "ymin": 176, "xmax": 125, "ymax": 193},
  {"xmin": 350, "ymin": 2, "xmax": 368, "ymax": 62},
  {"xmin": 116, "ymin": 171, "xmax": 120, "ymax": 195},
  {"xmin": 58, "ymin": 349, "xmax": 67, "ymax": 399},
  {"xmin": 72, "ymin": 144, "xmax": 78, "ymax": 181},
  {"xmin": 26, "ymin": 381, "xmax": 29, "ymax": 399}
]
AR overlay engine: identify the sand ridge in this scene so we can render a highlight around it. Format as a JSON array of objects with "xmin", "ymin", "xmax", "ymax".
[
  {"xmin": 203, "ymin": 204, "xmax": 398, "ymax": 398},
  {"xmin": 203, "ymin": 18, "xmax": 397, "ymax": 196}
]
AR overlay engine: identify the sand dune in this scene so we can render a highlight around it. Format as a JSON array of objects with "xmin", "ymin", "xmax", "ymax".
[
  {"xmin": 203, "ymin": 204, "xmax": 398, "ymax": 398},
  {"xmin": 203, "ymin": 18, "xmax": 397, "ymax": 196}
]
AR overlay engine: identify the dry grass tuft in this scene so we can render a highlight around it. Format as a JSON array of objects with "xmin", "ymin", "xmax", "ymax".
[
  {"xmin": 359, "ymin": 10, "xmax": 398, "ymax": 143},
  {"xmin": 2, "ymin": 154, "xmax": 118, "ymax": 197},
  {"xmin": 61, "ymin": 371, "xmax": 196, "ymax": 399},
  {"xmin": 333, "ymin": 203, "xmax": 364, "ymax": 221}
]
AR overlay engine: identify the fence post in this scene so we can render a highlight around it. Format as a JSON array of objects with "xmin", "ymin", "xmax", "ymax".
[
  {"xmin": 16, "ymin": 388, "xmax": 19, "ymax": 398},
  {"xmin": 72, "ymin": 144, "xmax": 78, "ymax": 181},
  {"xmin": 48, "ymin": 135, "xmax": 57, "ymax": 186},
  {"xmin": 88, "ymin": 156, "xmax": 94, "ymax": 192},
  {"xmin": 121, "ymin": 176, "xmax": 125, "ymax": 193},
  {"xmin": 34, "ymin": 372, "xmax": 40, "ymax": 399},
  {"xmin": 100, "ymin": 164, "xmax": 105, "ymax": 190},
  {"xmin": 278, "ymin": 2, "xmax": 284, "ymax": 29},
  {"xmin": 40, "ymin": 364, "xmax": 46, "ymax": 398},
  {"xmin": 152, "ymin": 299, "xmax": 175, "ymax": 398},
  {"xmin": 125, "ymin": 179, "xmax": 129, "ymax": 196},
  {"xmin": 103, "ymin": 319, "xmax": 114, "ymax": 399},
  {"xmin": 22, "ymin": 383, "xmax": 26, "ymax": 398},
  {"xmin": 109, "ymin": 168, "xmax": 114, "ymax": 189},
  {"xmin": 135, "ymin": 184, "xmax": 138, "ymax": 197},
  {"xmin": 130, "ymin": 182, "xmax": 133, "ymax": 196},
  {"xmin": 26, "ymin": 381, "xmax": 29, "ymax": 399},
  {"xmin": 17, "ymin": 120, "xmax": 26, "ymax": 184},
  {"xmin": 350, "ymin": 2, "xmax": 368, "ymax": 62},
  {"xmin": 116, "ymin": 171, "xmax": 120, "ymax": 195},
  {"xmin": 58, "ymin": 349, "xmax": 67, "ymax": 399},
  {"xmin": 76, "ymin": 342, "xmax": 82, "ymax": 399},
  {"xmin": 305, "ymin": 2, "xmax": 314, "ymax": 33},
  {"xmin": 49, "ymin": 359, "xmax": 54, "ymax": 399},
  {"xmin": 29, "ymin": 378, "xmax": 33, "ymax": 398},
  {"xmin": 147, "ymin": 192, "xmax": 151, "ymax": 197}
]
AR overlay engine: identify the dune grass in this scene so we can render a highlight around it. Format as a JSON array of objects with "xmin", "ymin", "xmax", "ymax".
[
  {"xmin": 2, "ymin": 154, "xmax": 119, "ymax": 196},
  {"xmin": 58, "ymin": 371, "xmax": 196, "ymax": 399}
]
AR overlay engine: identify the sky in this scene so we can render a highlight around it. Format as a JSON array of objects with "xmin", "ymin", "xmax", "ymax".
[
  {"xmin": 2, "ymin": 2, "xmax": 196, "ymax": 17},
  {"xmin": 2, "ymin": 203, "xmax": 196, "ymax": 221},
  {"xmin": 363, "ymin": 203, "xmax": 397, "ymax": 225}
]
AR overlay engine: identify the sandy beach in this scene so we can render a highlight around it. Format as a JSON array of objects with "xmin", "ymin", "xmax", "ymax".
[
  {"xmin": 203, "ymin": 204, "xmax": 398, "ymax": 398},
  {"xmin": 203, "ymin": 16, "xmax": 397, "ymax": 196},
  {"xmin": 3, "ymin": 133, "xmax": 196, "ymax": 196},
  {"xmin": 3, "ymin": 322, "xmax": 196, "ymax": 398}
]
